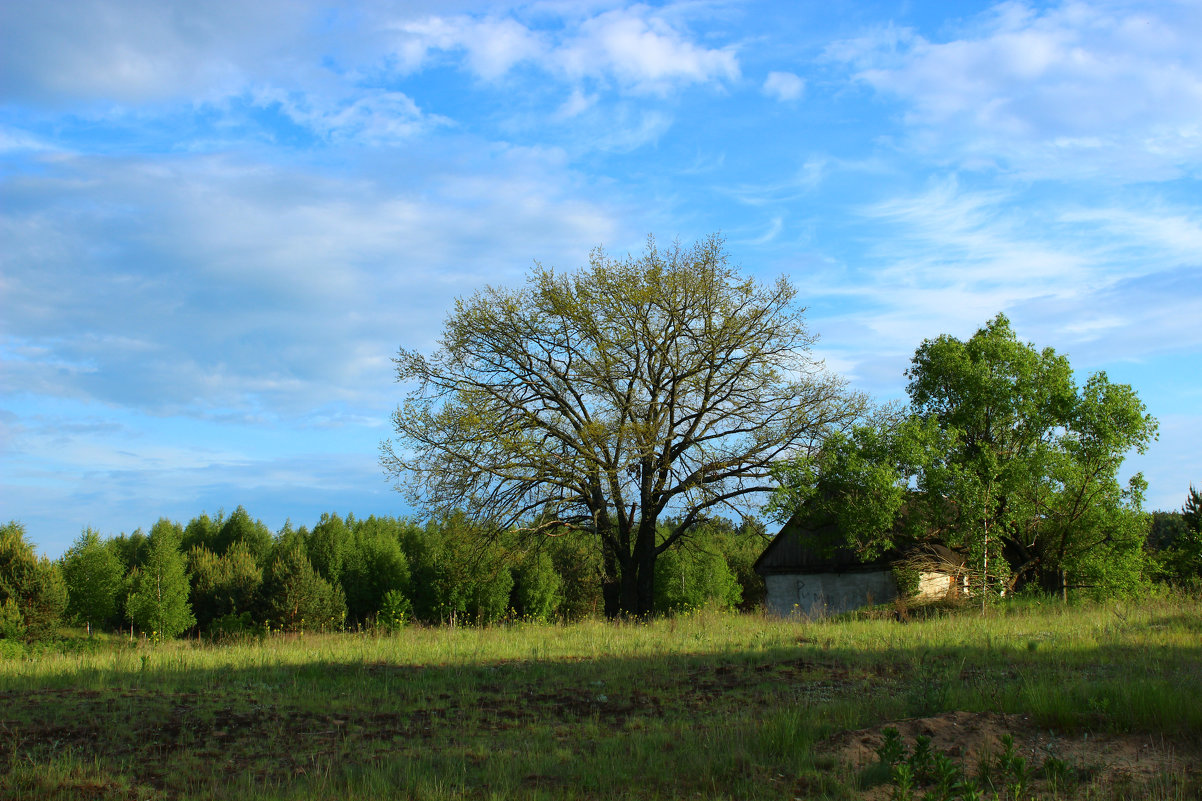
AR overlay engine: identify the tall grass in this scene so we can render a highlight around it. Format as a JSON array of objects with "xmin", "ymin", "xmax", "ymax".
[{"xmin": 1, "ymin": 597, "xmax": 1199, "ymax": 799}]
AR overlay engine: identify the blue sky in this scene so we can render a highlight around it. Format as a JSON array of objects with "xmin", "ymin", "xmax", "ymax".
[{"xmin": 2, "ymin": 0, "xmax": 1199, "ymax": 557}]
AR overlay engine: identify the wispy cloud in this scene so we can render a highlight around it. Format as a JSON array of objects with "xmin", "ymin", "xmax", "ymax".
[
  {"xmin": 828, "ymin": 0, "xmax": 1202, "ymax": 179},
  {"xmin": 3, "ymin": 0, "xmax": 1198, "ymax": 551},
  {"xmin": 1, "ymin": 145, "xmax": 619, "ymax": 418},
  {"xmin": 248, "ymin": 87, "xmax": 450, "ymax": 144},
  {"xmin": 0, "ymin": 0, "xmax": 309, "ymax": 104}
]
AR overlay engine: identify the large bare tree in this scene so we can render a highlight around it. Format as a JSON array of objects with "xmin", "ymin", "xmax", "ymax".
[{"xmin": 381, "ymin": 235, "xmax": 864, "ymax": 616}]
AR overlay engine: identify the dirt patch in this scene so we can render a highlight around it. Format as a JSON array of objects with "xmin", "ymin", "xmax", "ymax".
[{"xmin": 819, "ymin": 710, "xmax": 1200, "ymax": 800}]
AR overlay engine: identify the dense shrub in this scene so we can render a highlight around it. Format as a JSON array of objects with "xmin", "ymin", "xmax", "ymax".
[
  {"xmin": 545, "ymin": 534, "xmax": 603, "ymax": 621},
  {"xmin": 61, "ymin": 528, "xmax": 124, "ymax": 631},
  {"xmin": 341, "ymin": 517, "xmax": 411, "ymax": 625},
  {"xmin": 0, "ymin": 521, "xmax": 68, "ymax": 642},
  {"xmin": 653, "ymin": 545, "xmax": 742, "ymax": 614},
  {"xmin": 401, "ymin": 516, "xmax": 513, "ymax": 625},
  {"xmin": 188, "ymin": 541, "xmax": 262, "ymax": 632},
  {"xmin": 262, "ymin": 542, "xmax": 345, "ymax": 632},
  {"xmin": 509, "ymin": 549, "xmax": 564, "ymax": 622},
  {"xmin": 1153, "ymin": 488, "xmax": 1202, "ymax": 588}
]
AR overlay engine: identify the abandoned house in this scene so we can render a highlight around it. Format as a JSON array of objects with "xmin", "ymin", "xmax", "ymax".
[{"xmin": 754, "ymin": 515, "xmax": 967, "ymax": 616}]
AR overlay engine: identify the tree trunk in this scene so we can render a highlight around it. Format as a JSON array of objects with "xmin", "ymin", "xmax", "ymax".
[
  {"xmin": 618, "ymin": 565, "xmax": 640, "ymax": 618},
  {"xmin": 600, "ymin": 535, "xmax": 622, "ymax": 618},
  {"xmin": 614, "ymin": 520, "xmax": 658, "ymax": 618},
  {"xmin": 635, "ymin": 547, "xmax": 656, "ymax": 617}
]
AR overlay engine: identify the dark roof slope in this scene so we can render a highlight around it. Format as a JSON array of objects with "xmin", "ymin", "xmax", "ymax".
[
  {"xmin": 753, "ymin": 516, "xmax": 966, "ymax": 576},
  {"xmin": 753, "ymin": 516, "xmax": 898, "ymax": 575}
]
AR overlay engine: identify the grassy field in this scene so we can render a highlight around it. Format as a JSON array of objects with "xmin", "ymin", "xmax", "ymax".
[{"xmin": 1, "ymin": 595, "xmax": 1200, "ymax": 800}]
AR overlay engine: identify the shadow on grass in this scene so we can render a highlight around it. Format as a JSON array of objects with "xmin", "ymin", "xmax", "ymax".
[{"xmin": 1, "ymin": 627, "xmax": 1200, "ymax": 800}]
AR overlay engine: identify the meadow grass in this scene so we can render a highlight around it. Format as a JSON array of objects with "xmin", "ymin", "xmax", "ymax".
[{"xmin": 1, "ymin": 595, "xmax": 1199, "ymax": 799}]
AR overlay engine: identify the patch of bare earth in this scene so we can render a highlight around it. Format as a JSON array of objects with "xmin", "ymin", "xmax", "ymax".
[{"xmin": 819, "ymin": 710, "xmax": 1200, "ymax": 800}]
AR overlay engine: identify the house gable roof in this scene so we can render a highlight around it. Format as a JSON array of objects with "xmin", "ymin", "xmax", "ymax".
[
  {"xmin": 753, "ymin": 515, "xmax": 899, "ymax": 576},
  {"xmin": 753, "ymin": 515, "xmax": 967, "ymax": 576}
]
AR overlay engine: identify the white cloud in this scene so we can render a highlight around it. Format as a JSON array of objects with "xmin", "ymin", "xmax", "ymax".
[
  {"xmin": 763, "ymin": 70, "xmax": 804, "ymax": 102},
  {"xmin": 394, "ymin": 14, "xmax": 546, "ymax": 79},
  {"xmin": 391, "ymin": 4, "xmax": 739, "ymax": 94},
  {"xmin": 1, "ymin": 145, "xmax": 620, "ymax": 418},
  {"xmin": 861, "ymin": 177, "xmax": 1090, "ymax": 293},
  {"xmin": 0, "ymin": 126, "xmax": 55, "ymax": 153},
  {"xmin": 828, "ymin": 0, "xmax": 1202, "ymax": 179},
  {"xmin": 561, "ymin": 6, "xmax": 740, "ymax": 92}
]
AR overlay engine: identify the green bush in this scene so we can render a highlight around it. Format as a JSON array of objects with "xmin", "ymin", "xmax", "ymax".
[
  {"xmin": 262, "ymin": 542, "xmax": 346, "ymax": 632},
  {"xmin": 0, "ymin": 522, "xmax": 68, "ymax": 642},
  {"xmin": 62, "ymin": 529, "xmax": 124, "ymax": 631},
  {"xmin": 653, "ymin": 546, "xmax": 741, "ymax": 614},
  {"xmin": 509, "ymin": 549, "xmax": 564, "ymax": 622},
  {"xmin": 378, "ymin": 589, "xmax": 410, "ymax": 631}
]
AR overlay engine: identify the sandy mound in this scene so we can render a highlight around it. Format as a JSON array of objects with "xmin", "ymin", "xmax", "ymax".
[{"xmin": 818, "ymin": 710, "xmax": 1199, "ymax": 799}]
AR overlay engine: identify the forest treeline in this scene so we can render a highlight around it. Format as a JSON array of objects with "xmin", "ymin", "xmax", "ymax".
[
  {"xmin": 0, "ymin": 510, "xmax": 769, "ymax": 644},
  {"xmin": 1, "ymin": 486, "xmax": 1199, "ymax": 645}
]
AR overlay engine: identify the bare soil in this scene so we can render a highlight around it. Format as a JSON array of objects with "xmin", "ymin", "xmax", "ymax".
[{"xmin": 820, "ymin": 709, "xmax": 1201, "ymax": 799}]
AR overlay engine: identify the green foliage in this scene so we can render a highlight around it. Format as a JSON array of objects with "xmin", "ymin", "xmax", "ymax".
[
  {"xmin": 307, "ymin": 512, "xmax": 353, "ymax": 585},
  {"xmin": 653, "ymin": 544, "xmax": 741, "ymax": 614},
  {"xmin": 907, "ymin": 317, "xmax": 1156, "ymax": 594},
  {"xmin": 61, "ymin": 528, "xmax": 124, "ymax": 630},
  {"xmin": 7, "ymin": 505, "xmax": 811, "ymax": 631},
  {"xmin": 768, "ymin": 414, "xmax": 937, "ymax": 559},
  {"xmin": 187, "ymin": 542, "xmax": 263, "ymax": 632},
  {"xmin": 877, "ymin": 729, "xmax": 1053, "ymax": 801},
  {"xmin": 1185, "ymin": 485, "xmax": 1202, "ymax": 532},
  {"xmin": 1152, "ymin": 486, "xmax": 1202, "ymax": 587},
  {"xmin": 106, "ymin": 529, "xmax": 150, "ymax": 573},
  {"xmin": 400, "ymin": 516, "xmax": 513, "ymax": 625},
  {"xmin": 0, "ymin": 597, "xmax": 27, "ymax": 641},
  {"xmin": 0, "ymin": 521, "xmax": 68, "ymax": 642},
  {"xmin": 876, "ymin": 727, "xmax": 906, "ymax": 766},
  {"xmin": 892, "ymin": 565, "xmax": 921, "ymax": 599},
  {"xmin": 509, "ymin": 548, "xmax": 564, "ymax": 622},
  {"xmin": 377, "ymin": 589, "xmax": 410, "ymax": 631},
  {"xmin": 126, "ymin": 519, "xmax": 195, "ymax": 641},
  {"xmin": 1148, "ymin": 510, "xmax": 1189, "ymax": 551},
  {"xmin": 207, "ymin": 611, "xmax": 264, "ymax": 644},
  {"xmin": 214, "ymin": 506, "xmax": 273, "ymax": 562},
  {"xmin": 340, "ymin": 517, "xmax": 411, "ymax": 625},
  {"xmin": 772, "ymin": 314, "xmax": 1158, "ymax": 599},
  {"xmin": 262, "ymin": 542, "xmax": 345, "ymax": 632},
  {"xmin": 686, "ymin": 517, "xmax": 769, "ymax": 611},
  {"xmin": 181, "ymin": 511, "xmax": 220, "ymax": 554},
  {"xmin": 545, "ymin": 532, "xmax": 604, "ymax": 621}
]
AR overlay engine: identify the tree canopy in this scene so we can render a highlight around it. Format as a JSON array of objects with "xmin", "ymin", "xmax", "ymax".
[
  {"xmin": 126, "ymin": 519, "xmax": 195, "ymax": 641},
  {"xmin": 382, "ymin": 235, "xmax": 864, "ymax": 616},
  {"xmin": 772, "ymin": 314, "xmax": 1157, "ymax": 597}
]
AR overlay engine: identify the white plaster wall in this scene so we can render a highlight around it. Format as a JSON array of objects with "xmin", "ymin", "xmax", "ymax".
[
  {"xmin": 917, "ymin": 571, "xmax": 957, "ymax": 600},
  {"xmin": 763, "ymin": 571, "xmax": 900, "ymax": 617}
]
